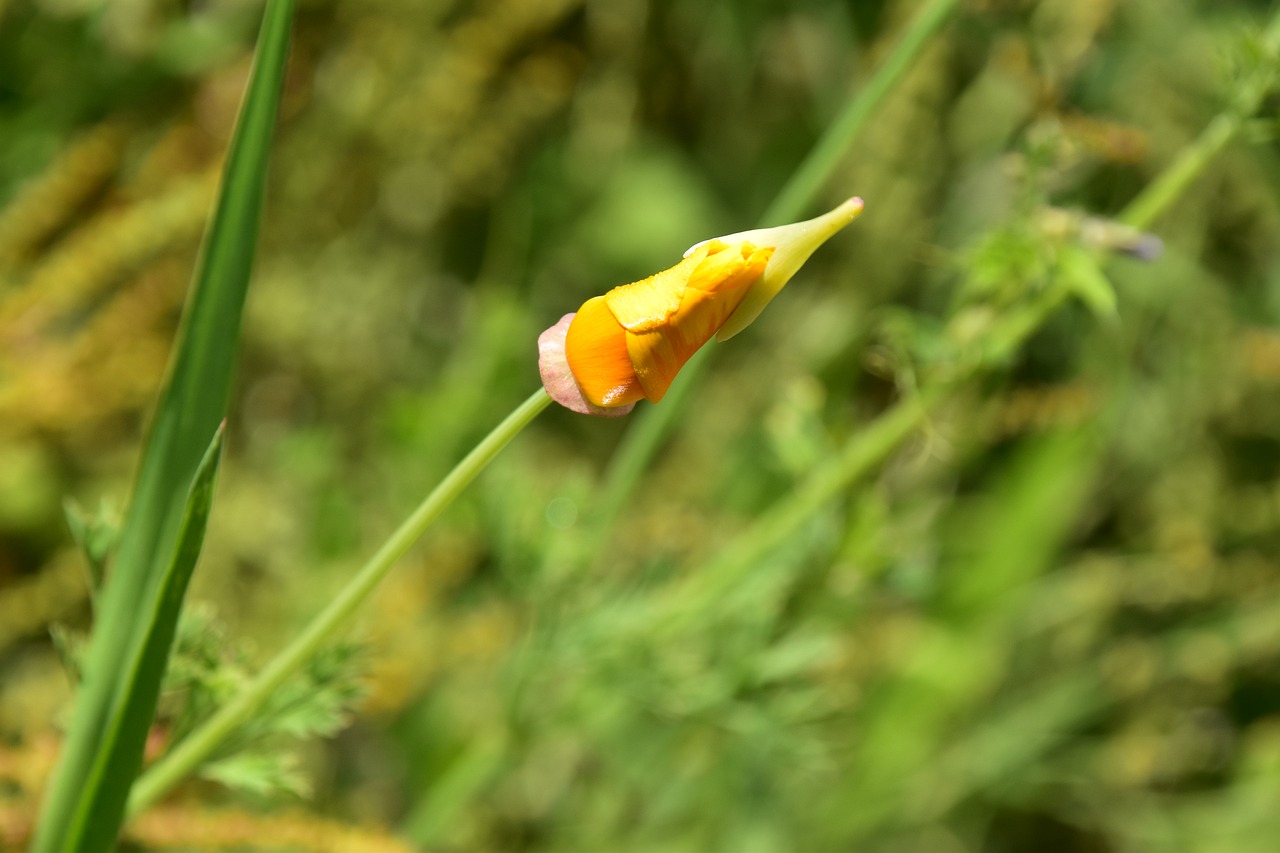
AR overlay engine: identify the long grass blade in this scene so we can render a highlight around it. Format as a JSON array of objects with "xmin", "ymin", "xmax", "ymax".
[
  {"xmin": 31, "ymin": 2, "xmax": 294, "ymax": 849},
  {"xmin": 70, "ymin": 426, "xmax": 225, "ymax": 845}
]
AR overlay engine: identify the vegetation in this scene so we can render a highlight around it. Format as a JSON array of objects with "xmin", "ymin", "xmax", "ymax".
[{"xmin": 2, "ymin": 0, "xmax": 1280, "ymax": 850}]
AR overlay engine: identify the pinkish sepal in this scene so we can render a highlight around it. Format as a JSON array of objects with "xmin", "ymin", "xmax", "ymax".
[{"xmin": 538, "ymin": 313, "xmax": 636, "ymax": 417}]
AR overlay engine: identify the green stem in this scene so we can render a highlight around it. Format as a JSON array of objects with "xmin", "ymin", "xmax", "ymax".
[
  {"xmin": 1119, "ymin": 111, "xmax": 1239, "ymax": 231},
  {"xmin": 589, "ymin": 0, "xmax": 963, "ymax": 563},
  {"xmin": 668, "ymin": 383, "xmax": 945, "ymax": 621},
  {"xmin": 127, "ymin": 388, "xmax": 552, "ymax": 817},
  {"xmin": 1119, "ymin": 8, "xmax": 1280, "ymax": 230},
  {"xmin": 764, "ymin": 0, "xmax": 962, "ymax": 225}
]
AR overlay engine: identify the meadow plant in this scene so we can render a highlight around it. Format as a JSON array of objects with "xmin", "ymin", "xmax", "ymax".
[{"xmin": 4, "ymin": 0, "xmax": 1280, "ymax": 850}]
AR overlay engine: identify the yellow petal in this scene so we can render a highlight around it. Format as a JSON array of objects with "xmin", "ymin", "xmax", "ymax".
[
  {"xmin": 605, "ymin": 242, "xmax": 711, "ymax": 333},
  {"xmin": 690, "ymin": 196, "xmax": 864, "ymax": 341},
  {"xmin": 564, "ymin": 295, "xmax": 646, "ymax": 407},
  {"xmin": 625, "ymin": 242, "xmax": 772, "ymax": 402}
]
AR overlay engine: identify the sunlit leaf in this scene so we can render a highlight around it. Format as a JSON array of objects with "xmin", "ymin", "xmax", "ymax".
[{"xmin": 31, "ymin": 0, "xmax": 295, "ymax": 848}]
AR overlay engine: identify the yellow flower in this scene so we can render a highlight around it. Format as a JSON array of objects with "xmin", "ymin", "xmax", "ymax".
[{"xmin": 539, "ymin": 197, "xmax": 864, "ymax": 416}]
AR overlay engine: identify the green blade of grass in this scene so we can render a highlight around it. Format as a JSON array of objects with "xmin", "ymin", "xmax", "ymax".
[
  {"xmin": 31, "ymin": 2, "xmax": 294, "ymax": 849},
  {"xmin": 762, "ymin": 0, "xmax": 962, "ymax": 226},
  {"xmin": 63, "ymin": 425, "xmax": 226, "ymax": 847}
]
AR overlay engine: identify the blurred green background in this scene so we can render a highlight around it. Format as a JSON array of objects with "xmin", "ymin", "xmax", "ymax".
[{"xmin": 4, "ymin": 0, "xmax": 1280, "ymax": 849}]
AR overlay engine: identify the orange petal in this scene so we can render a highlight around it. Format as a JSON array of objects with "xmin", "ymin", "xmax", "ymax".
[
  {"xmin": 539, "ymin": 313, "xmax": 635, "ymax": 417},
  {"xmin": 625, "ymin": 242, "xmax": 772, "ymax": 402},
  {"xmin": 604, "ymin": 243, "xmax": 710, "ymax": 333},
  {"xmin": 564, "ymin": 295, "xmax": 646, "ymax": 407}
]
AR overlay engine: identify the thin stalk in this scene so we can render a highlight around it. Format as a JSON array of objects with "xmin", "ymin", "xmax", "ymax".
[
  {"xmin": 589, "ymin": 0, "xmax": 963, "ymax": 563},
  {"xmin": 664, "ymin": 283, "xmax": 1070, "ymax": 618},
  {"xmin": 765, "ymin": 0, "xmax": 962, "ymax": 225},
  {"xmin": 1120, "ymin": 8, "xmax": 1280, "ymax": 230},
  {"xmin": 1120, "ymin": 112, "xmax": 1240, "ymax": 231},
  {"xmin": 127, "ymin": 388, "xmax": 552, "ymax": 817},
  {"xmin": 667, "ymin": 382, "xmax": 946, "ymax": 621}
]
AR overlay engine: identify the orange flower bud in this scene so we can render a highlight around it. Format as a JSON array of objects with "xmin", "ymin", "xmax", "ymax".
[{"xmin": 539, "ymin": 197, "xmax": 864, "ymax": 415}]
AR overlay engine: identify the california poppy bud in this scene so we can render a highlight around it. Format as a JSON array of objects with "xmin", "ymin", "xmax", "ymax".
[{"xmin": 539, "ymin": 197, "xmax": 864, "ymax": 416}]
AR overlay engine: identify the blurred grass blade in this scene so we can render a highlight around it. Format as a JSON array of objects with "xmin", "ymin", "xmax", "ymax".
[
  {"xmin": 32, "ymin": 1, "xmax": 294, "ymax": 849},
  {"xmin": 763, "ymin": 0, "xmax": 962, "ymax": 225}
]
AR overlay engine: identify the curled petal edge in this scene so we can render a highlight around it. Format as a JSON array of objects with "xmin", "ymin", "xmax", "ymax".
[
  {"xmin": 686, "ymin": 196, "xmax": 865, "ymax": 341},
  {"xmin": 538, "ymin": 313, "xmax": 635, "ymax": 417}
]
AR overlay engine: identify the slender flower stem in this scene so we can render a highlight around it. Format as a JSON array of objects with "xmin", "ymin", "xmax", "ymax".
[
  {"xmin": 127, "ymin": 388, "xmax": 552, "ymax": 817},
  {"xmin": 1120, "ymin": 9, "xmax": 1280, "ymax": 230}
]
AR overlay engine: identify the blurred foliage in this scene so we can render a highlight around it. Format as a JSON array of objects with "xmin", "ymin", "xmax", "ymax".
[
  {"xmin": 51, "ymin": 601, "xmax": 366, "ymax": 803},
  {"xmin": 3, "ymin": 0, "xmax": 1280, "ymax": 850}
]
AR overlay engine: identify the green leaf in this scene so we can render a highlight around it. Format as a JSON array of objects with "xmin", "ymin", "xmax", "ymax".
[
  {"xmin": 941, "ymin": 428, "xmax": 1099, "ymax": 621},
  {"xmin": 40, "ymin": 426, "xmax": 226, "ymax": 848},
  {"xmin": 200, "ymin": 750, "xmax": 310, "ymax": 799},
  {"xmin": 49, "ymin": 622, "xmax": 88, "ymax": 685},
  {"xmin": 249, "ymin": 642, "xmax": 365, "ymax": 742},
  {"xmin": 1059, "ymin": 246, "xmax": 1119, "ymax": 320},
  {"xmin": 63, "ymin": 497, "xmax": 121, "ymax": 603},
  {"xmin": 30, "ymin": 0, "xmax": 295, "ymax": 848},
  {"xmin": 81, "ymin": 425, "xmax": 226, "ymax": 835},
  {"xmin": 180, "ymin": 640, "xmax": 364, "ymax": 801}
]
